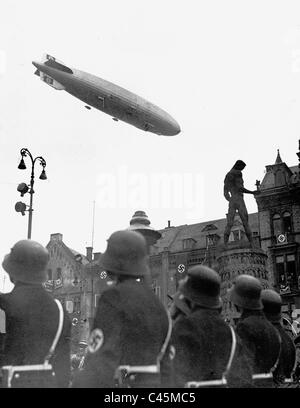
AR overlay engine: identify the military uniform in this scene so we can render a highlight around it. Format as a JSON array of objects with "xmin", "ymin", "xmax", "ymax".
[
  {"xmin": 273, "ymin": 323, "xmax": 296, "ymax": 384},
  {"xmin": 229, "ymin": 275, "xmax": 282, "ymax": 387},
  {"xmin": 73, "ymin": 280, "xmax": 169, "ymax": 387},
  {"xmin": 236, "ymin": 310, "xmax": 281, "ymax": 376},
  {"xmin": 1, "ymin": 239, "xmax": 71, "ymax": 388},
  {"xmin": 172, "ymin": 308, "xmax": 252, "ymax": 387},
  {"xmin": 261, "ymin": 289, "xmax": 296, "ymax": 385},
  {"xmin": 0, "ymin": 282, "xmax": 71, "ymax": 388},
  {"xmin": 170, "ymin": 265, "xmax": 253, "ymax": 388},
  {"xmin": 72, "ymin": 230, "xmax": 171, "ymax": 388}
]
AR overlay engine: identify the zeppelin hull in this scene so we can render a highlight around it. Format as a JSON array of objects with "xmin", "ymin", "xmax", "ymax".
[{"xmin": 33, "ymin": 56, "xmax": 180, "ymax": 136}]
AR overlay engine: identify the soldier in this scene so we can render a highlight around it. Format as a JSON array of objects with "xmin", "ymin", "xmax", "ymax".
[
  {"xmin": 229, "ymin": 275, "xmax": 281, "ymax": 387},
  {"xmin": 72, "ymin": 230, "xmax": 171, "ymax": 388},
  {"xmin": 261, "ymin": 289, "xmax": 296, "ymax": 385},
  {"xmin": 223, "ymin": 160, "xmax": 258, "ymax": 245},
  {"xmin": 0, "ymin": 240, "xmax": 71, "ymax": 387},
  {"xmin": 171, "ymin": 265, "xmax": 253, "ymax": 388}
]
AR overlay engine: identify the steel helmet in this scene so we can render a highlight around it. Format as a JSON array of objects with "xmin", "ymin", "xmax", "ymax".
[
  {"xmin": 99, "ymin": 230, "xmax": 150, "ymax": 277},
  {"xmin": 181, "ymin": 265, "xmax": 222, "ymax": 309},
  {"xmin": 261, "ymin": 289, "xmax": 282, "ymax": 323},
  {"xmin": 229, "ymin": 274, "xmax": 263, "ymax": 310},
  {"xmin": 2, "ymin": 239, "xmax": 49, "ymax": 284}
]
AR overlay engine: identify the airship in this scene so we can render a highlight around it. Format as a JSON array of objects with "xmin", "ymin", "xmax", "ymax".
[{"xmin": 32, "ymin": 54, "xmax": 181, "ymax": 136}]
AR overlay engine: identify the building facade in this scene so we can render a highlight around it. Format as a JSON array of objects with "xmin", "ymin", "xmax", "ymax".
[
  {"xmin": 149, "ymin": 142, "xmax": 300, "ymax": 325},
  {"xmin": 45, "ymin": 233, "xmax": 110, "ymax": 351},
  {"xmin": 255, "ymin": 147, "xmax": 300, "ymax": 315},
  {"xmin": 47, "ymin": 142, "xmax": 300, "ymax": 342}
]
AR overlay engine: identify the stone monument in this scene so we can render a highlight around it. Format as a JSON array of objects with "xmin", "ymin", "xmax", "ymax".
[{"xmin": 217, "ymin": 160, "xmax": 270, "ymax": 323}]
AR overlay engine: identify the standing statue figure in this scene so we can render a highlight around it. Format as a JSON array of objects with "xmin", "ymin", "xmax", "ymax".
[{"xmin": 224, "ymin": 160, "xmax": 258, "ymax": 245}]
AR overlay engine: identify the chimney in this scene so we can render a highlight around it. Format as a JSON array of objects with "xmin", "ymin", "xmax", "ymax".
[
  {"xmin": 86, "ymin": 247, "xmax": 93, "ymax": 262},
  {"xmin": 50, "ymin": 233, "xmax": 63, "ymax": 241}
]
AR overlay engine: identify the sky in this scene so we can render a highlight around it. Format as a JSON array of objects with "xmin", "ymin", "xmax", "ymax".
[{"xmin": 0, "ymin": 0, "xmax": 300, "ymax": 292}]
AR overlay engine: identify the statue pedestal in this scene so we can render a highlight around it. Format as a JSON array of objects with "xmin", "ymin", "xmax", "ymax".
[{"xmin": 216, "ymin": 242, "xmax": 270, "ymax": 323}]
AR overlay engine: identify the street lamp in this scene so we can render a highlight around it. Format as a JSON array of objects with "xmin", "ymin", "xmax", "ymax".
[{"xmin": 16, "ymin": 148, "xmax": 47, "ymax": 239}]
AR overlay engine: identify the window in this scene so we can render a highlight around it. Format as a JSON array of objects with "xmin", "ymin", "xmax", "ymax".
[
  {"xmin": 74, "ymin": 296, "xmax": 81, "ymax": 313},
  {"xmin": 276, "ymin": 254, "xmax": 298, "ymax": 293},
  {"xmin": 276, "ymin": 256, "xmax": 285, "ymax": 286},
  {"xmin": 287, "ymin": 254, "xmax": 297, "ymax": 287},
  {"xmin": 273, "ymin": 214, "xmax": 282, "ymax": 236},
  {"xmin": 273, "ymin": 212, "xmax": 293, "ymax": 237},
  {"xmin": 206, "ymin": 234, "xmax": 220, "ymax": 247},
  {"xmin": 229, "ymin": 229, "xmax": 245, "ymax": 242},
  {"xmin": 153, "ymin": 286, "xmax": 161, "ymax": 298},
  {"xmin": 56, "ymin": 268, "xmax": 62, "ymax": 280},
  {"xmin": 182, "ymin": 238, "xmax": 196, "ymax": 250},
  {"xmin": 206, "ymin": 236, "xmax": 214, "ymax": 246},
  {"xmin": 283, "ymin": 212, "xmax": 292, "ymax": 233},
  {"xmin": 94, "ymin": 294, "xmax": 101, "ymax": 308}
]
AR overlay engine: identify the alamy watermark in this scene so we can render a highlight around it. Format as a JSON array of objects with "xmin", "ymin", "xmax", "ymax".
[{"xmin": 96, "ymin": 166, "xmax": 205, "ymax": 219}]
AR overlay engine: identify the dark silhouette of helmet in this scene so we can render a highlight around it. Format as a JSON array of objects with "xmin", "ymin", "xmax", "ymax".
[
  {"xmin": 261, "ymin": 289, "xmax": 282, "ymax": 323},
  {"xmin": 2, "ymin": 239, "xmax": 49, "ymax": 284},
  {"xmin": 180, "ymin": 265, "xmax": 222, "ymax": 309},
  {"xmin": 233, "ymin": 160, "xmax": 246, "ymax": 170},
  {"xmin": 229, "ymin": 274, "xmax": 263, "ymax": 310},
  {"xmin": 100, "ymin": 230, "xmax": 150, "ymax": 277}
]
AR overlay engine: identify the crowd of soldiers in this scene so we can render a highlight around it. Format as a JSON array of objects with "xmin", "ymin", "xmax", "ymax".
[{"xmin": 0, "ymin": 229, "xmax": 299, "ymax": 388}]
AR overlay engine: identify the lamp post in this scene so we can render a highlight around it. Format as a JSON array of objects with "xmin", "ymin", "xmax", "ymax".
[{"xmin": 17, "ymin": 148, "xmax": 47, "ymax": 239}]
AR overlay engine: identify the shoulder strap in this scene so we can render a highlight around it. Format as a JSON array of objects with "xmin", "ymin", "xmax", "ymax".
[
  {"xmin": 270, "ymin": 331, "xmax": 282, "ymax": 373},
  {"xmin": 291, "ymin": 342, "xmax": 298, "ymax": 376},
  {"xmin": 157, "ymin": 310, "xmax": 172, "ymax": 365},
  {"xmin": 224, "ymin": 325, "xmax": 237, "ymax": 376},
  {"xmin": 44, "ymin": 299, "xmax": 64, "ymax": 364}
]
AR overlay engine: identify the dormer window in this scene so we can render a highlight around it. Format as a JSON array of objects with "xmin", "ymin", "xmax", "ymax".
[
  {"xmin": 206, "ymin": 234, "xmax": 220, "ymax": 247},
  {"xmin": 229, "ymin": 229, "xmax": 245, "ymax": 242},
  {"xmin": 182, "ymin": 238, "xmax": 196, "ymax": 250}
]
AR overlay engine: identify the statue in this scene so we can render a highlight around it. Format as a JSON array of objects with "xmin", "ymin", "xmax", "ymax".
[{"xmin": 223, "ymin": 160, "xmax": 258, "ymax": 245}]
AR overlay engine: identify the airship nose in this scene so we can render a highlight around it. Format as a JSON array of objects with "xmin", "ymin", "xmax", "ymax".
[
  {"xmin": 167, "ymin": 118, "xmax": 181, "ymax": 136},
  {"xmin": 173, "ymin": 122, "xmax": 181, "ymax": 135}
]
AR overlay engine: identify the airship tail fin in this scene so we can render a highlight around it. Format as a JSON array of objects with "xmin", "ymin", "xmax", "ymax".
[{"xmin": 41, "ymin": 53, "xmax": 74, "ymax": 74}]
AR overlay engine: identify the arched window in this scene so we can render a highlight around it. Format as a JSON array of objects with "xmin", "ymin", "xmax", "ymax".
[
  {"xmin": 283, "ymin": 212, "xmax": 292, "ymax": 233},
  {"xmin": 272, "ymin": 214, "xmax": 281, "ymax": 236}
]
